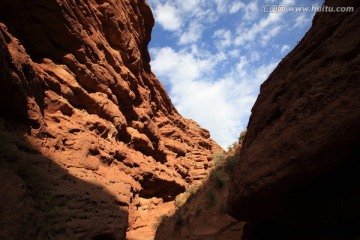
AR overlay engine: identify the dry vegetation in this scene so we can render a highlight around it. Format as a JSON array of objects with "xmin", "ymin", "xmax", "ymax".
[{"xmin": 154, "ymin": 130, "xmax": 247, "ymax": 240}]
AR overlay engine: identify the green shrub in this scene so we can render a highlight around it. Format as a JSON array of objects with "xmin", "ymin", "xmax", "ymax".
[
  {"xmin": 212, "ymin": 151, "xmax": 226, "ymax": 166},
  {"xmin": 210, "ymin": 170, "xmax": 225, "ymax": 189},
  {"xmin": 175, "ymin": 184, "xmax": 201, "ymax": 208},
  {"xmin": 224, "ymin": 150, "xmax": 240, "ymax": 174},
  {"xmin": 238, "ymin": 130, "xmax": 247, "ymax": 144},
  {"xmin": 175, "ymin": 193, "xmax": 188, "ymax": 208},
  {"xmin": 227, "ymin": 141, "xmax": 238, "ymax": 151}
]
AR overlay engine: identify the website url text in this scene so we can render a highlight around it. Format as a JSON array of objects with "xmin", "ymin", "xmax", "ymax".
[{"xmin": 261, "ymin": 5, "xmax": 355, "ymax": 13}]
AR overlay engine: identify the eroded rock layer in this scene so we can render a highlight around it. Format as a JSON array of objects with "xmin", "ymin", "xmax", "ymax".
[
  {"xmin": 228, "ymin": 0, "xmax": 360, "ymax": 239},
  {"xmin": 0, "ymin": 0, "xmax": 220, "ymax": 239}
]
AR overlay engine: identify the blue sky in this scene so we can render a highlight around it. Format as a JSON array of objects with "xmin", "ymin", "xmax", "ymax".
[{"xmin": 147, "ymin": 0, "xmax": 323, "ymax": 148}]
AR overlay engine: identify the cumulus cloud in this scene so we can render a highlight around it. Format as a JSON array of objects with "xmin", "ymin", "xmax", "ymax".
[
  {"xmin": 153, "ymin": 3, "xmax": 182, "ymax": 31},
  {"xmin": 149, "ymin": 0, "xmax": 223, "ymax": 45},
  {"xmin": 150, "ymin": 47, "xmax": 216, "ymax": 83},
  {"xmin": 150, "ymin": 46, "xmax": 279, "ymax": 148},
  {"xmin": 147, "ymin": 0, "xmax": 319, "ymax": 148}
]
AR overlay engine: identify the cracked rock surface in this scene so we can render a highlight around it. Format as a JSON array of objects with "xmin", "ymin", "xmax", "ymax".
[{"xmin": 0, "ymin": 0, "xmax": 221, "ymax": 239}]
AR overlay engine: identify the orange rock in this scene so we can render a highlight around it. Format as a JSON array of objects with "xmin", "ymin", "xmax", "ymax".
[{"xmin": 0, "ymin": 0, "xmax": 221, "ymax": 239}]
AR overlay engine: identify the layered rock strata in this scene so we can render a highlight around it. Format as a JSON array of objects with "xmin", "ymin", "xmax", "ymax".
[{"xmin": 0, "ymin": 0, "xmax": 220, "ymax": 239}]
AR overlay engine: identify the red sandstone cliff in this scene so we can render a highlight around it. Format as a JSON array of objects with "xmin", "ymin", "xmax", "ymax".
[
  {"xmin": 154, "ymin": 1, "xmax": 359, "ymax": 238},
  {"xmin": 0, "ymin": 0, "xmax": 220, "ymax": 239},
  {"xmin": 227, "ymin": 0, "xmax": 360, "ymax": 239}
]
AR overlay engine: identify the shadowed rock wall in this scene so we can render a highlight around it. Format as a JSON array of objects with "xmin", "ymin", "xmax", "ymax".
[{"xmin": 228, "ymin": 0, "xmax": 360, "ymax": 239}]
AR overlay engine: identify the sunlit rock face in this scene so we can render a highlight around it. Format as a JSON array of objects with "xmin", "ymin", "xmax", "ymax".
[
  {"xmin": 227, "ymin": 0, "xmax": 360, "ymax": 239},
  {"xmin": 0, "ymin": 0, "xmax": 221, "ymax": 238}
]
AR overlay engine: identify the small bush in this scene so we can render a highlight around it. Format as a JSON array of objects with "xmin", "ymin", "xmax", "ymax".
[
  {"xmin": 238, "ymin": 130, "xmax": 247, "ymax": 144},
  {"xmin": 224, "ymin": 150, "xmax": 240, "ymax": 174},
  {"xmin": 153, "ymin": 214, "xmax": 167, "ymax": 229},
  {"xmin": 187, "ymin": 185, "xmax": 199, "ymax": 195},
  {"xmin": 227, "ymin": 141, "xmax": 238, "ymax": 151},
  {"xmin": 210, "ymin": 170, "xmax": 226, "ymax": 189},
  {"xmin": 175, "ymin": 184, "xmax": 200, "ymax": 208},
  {"xmin": 175, "ymin": 193, "xmax": 188, "ymax": 208},
  {"xmin": 212, "ymin": 151, "xmax": 226, "ymax": 166}
]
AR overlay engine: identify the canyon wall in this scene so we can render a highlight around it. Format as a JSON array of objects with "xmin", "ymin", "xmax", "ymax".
[
  {"xmin": 0, "ymin": 0, "xmax": 220, "ymax": 239},
  {"xmin": 227, "ymin": 0, "xmax": 360, "ymax": 239}
]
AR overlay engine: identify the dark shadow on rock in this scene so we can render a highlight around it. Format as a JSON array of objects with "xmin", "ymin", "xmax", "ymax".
[
  {"xmin": 240, "ymin": 146, "xmax": 360, "ymax": 240},
  {"xmin": 0, "ymin": 14, "xmax": 127, "ymax": 238},
  {"xmin": 225, "ymin": 0, "xmax": 360, "ymax": 239},
  {"xmin": 0, "ymin": 122, "xmax": 128, "ymax": 240}
]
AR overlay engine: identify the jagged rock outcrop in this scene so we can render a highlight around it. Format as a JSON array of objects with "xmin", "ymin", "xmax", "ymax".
[
  {"xmin": 228, "ymin": 0, "xmax": 360, "ymax": 239},
  {"xmin": 0, "ymin": 0, "xmax": 220, "ymax": 239}
]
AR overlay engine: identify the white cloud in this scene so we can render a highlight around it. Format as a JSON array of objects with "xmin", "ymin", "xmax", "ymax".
[
  {"xmin": 235, "ymin": 56, "xmax": 248, "ymax": 78},
  {"xmin": 281, "ymin": 44, "xmax": 290, "ymax": 54},
  {"xmin": 260, "ymin": 24, "xmax": 282, "ymax": 46},
  {"xmin": 178, "ymin": 22, "xmax": 204, "ymax": 45},
  {"xmin": 176, "ymin": 0, "xmax": 202, "ymax": 12},
  {"xmin": 147, "ymin": 0, "xmax": 314, "ymax": 148},
  {"xmin": 259, "ymin": 12, "xmax": 283, "ymax": 29},
  {"xmin": 229, "ymin": 49, "xmax": 241, "ymax": 58},
  {"xmin": 149, "ymin": 0, "xmax": 225, "ymax": 45},
  {"xmin": 235, "ymin": 11, "xmax": 284, "ymax": 46},
  {"xmin": 214, "ymin": 0, "xmax": 229, "ymax": 13},
  {"xmin": 244, "ymin": 1, "xmax": 258, "ymax": 21},
  {"xmin": 294, "ymin": 13, "xmax": 309, "ymax": 28},
  {"xmin": 281, "ymin": 0, "xmax": 296, "ymax": 5},
  {"xmin": 150, "ymin": 46, "xmax": 280, "ymax": 148},
  {"xmin": 250, "ymin": 51, "xmax": 261, "ymax": 61},
  {"xmin": 213, "ymin": 28, "xmax": 232, "ymax": 49},
  {"xmin": 172, "ymin": 79, "xmax": 240, "ymax": 147},
  {"xmin": 150, "ymin": 47, "xmax": 211, "ymax": 83},
  {"xmin": 153, "ymin": 3, "xmax": 182, "ymax": 31},
  {"xmin": 254, "ymin": 61, "xmax": 279, "ymax": 83},
  {"xmin": 229, "ymin": 1, "xmax": 245, "ymax": 14}
]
